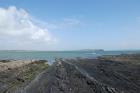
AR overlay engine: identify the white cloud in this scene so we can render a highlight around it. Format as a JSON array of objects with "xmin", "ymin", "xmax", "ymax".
[
  {"xmin": 0, "ymin": 6, "xmax": 56, "ymax": 50},
  {"xmin": 46, "ymin": 18, "xmax": 81, "ymax": 30}
]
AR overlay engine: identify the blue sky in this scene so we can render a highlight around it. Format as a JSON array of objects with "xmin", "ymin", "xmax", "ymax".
[{"xmin": 0, "ymin": 0, "xmax": 140, "ymax": 50}]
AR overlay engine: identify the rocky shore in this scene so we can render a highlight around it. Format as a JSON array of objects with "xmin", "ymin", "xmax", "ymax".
[
  {"xmin": 0, "ymin": 54, "xmax": 140, "ymax": 93},
  {"xmin": 0, "ymin": 60, "xmax": 48, "ymax": 93}
]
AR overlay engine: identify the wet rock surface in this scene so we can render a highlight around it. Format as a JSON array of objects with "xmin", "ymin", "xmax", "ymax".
[
  {"xmin": 67, "ymin": 58, "xmax": 140, "ymax": 93},
  {"xmin": 22, "ymin": 60, "xmax": 121, "ymax": 93}
]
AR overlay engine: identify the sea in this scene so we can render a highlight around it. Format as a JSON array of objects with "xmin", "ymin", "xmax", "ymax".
[{"xmin": 0, "ymin": 50, "xmax": 140, "ymax": 64}]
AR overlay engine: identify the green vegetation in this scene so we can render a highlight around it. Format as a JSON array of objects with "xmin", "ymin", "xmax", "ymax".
[{"xmin": 21, "ymin": 62, "xmax": 48, "ymax": 81}]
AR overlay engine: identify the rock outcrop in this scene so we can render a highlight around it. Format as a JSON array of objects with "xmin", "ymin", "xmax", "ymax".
[
  {"xmin": 0, "ymin": 60, "xmax": 34, "ymax": 72},
  {"xmin": 20, "ymin": 60, "xmax": 121, "ymax": 93}
]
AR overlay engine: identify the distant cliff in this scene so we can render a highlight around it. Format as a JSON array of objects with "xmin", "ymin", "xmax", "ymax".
[{"xmin": 80, "ymin": 49, "xmax": 104, "ymax": 52}]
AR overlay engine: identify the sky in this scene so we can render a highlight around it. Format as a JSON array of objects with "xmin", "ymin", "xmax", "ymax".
[{"xmin": 0, "ymin": 0, "xmax": 140, "ymax": 50}]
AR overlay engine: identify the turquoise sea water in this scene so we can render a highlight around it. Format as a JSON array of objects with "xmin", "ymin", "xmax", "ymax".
[{"xmin": 0, "ymin": 50, "xmax": 140, "ymax": 64}]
